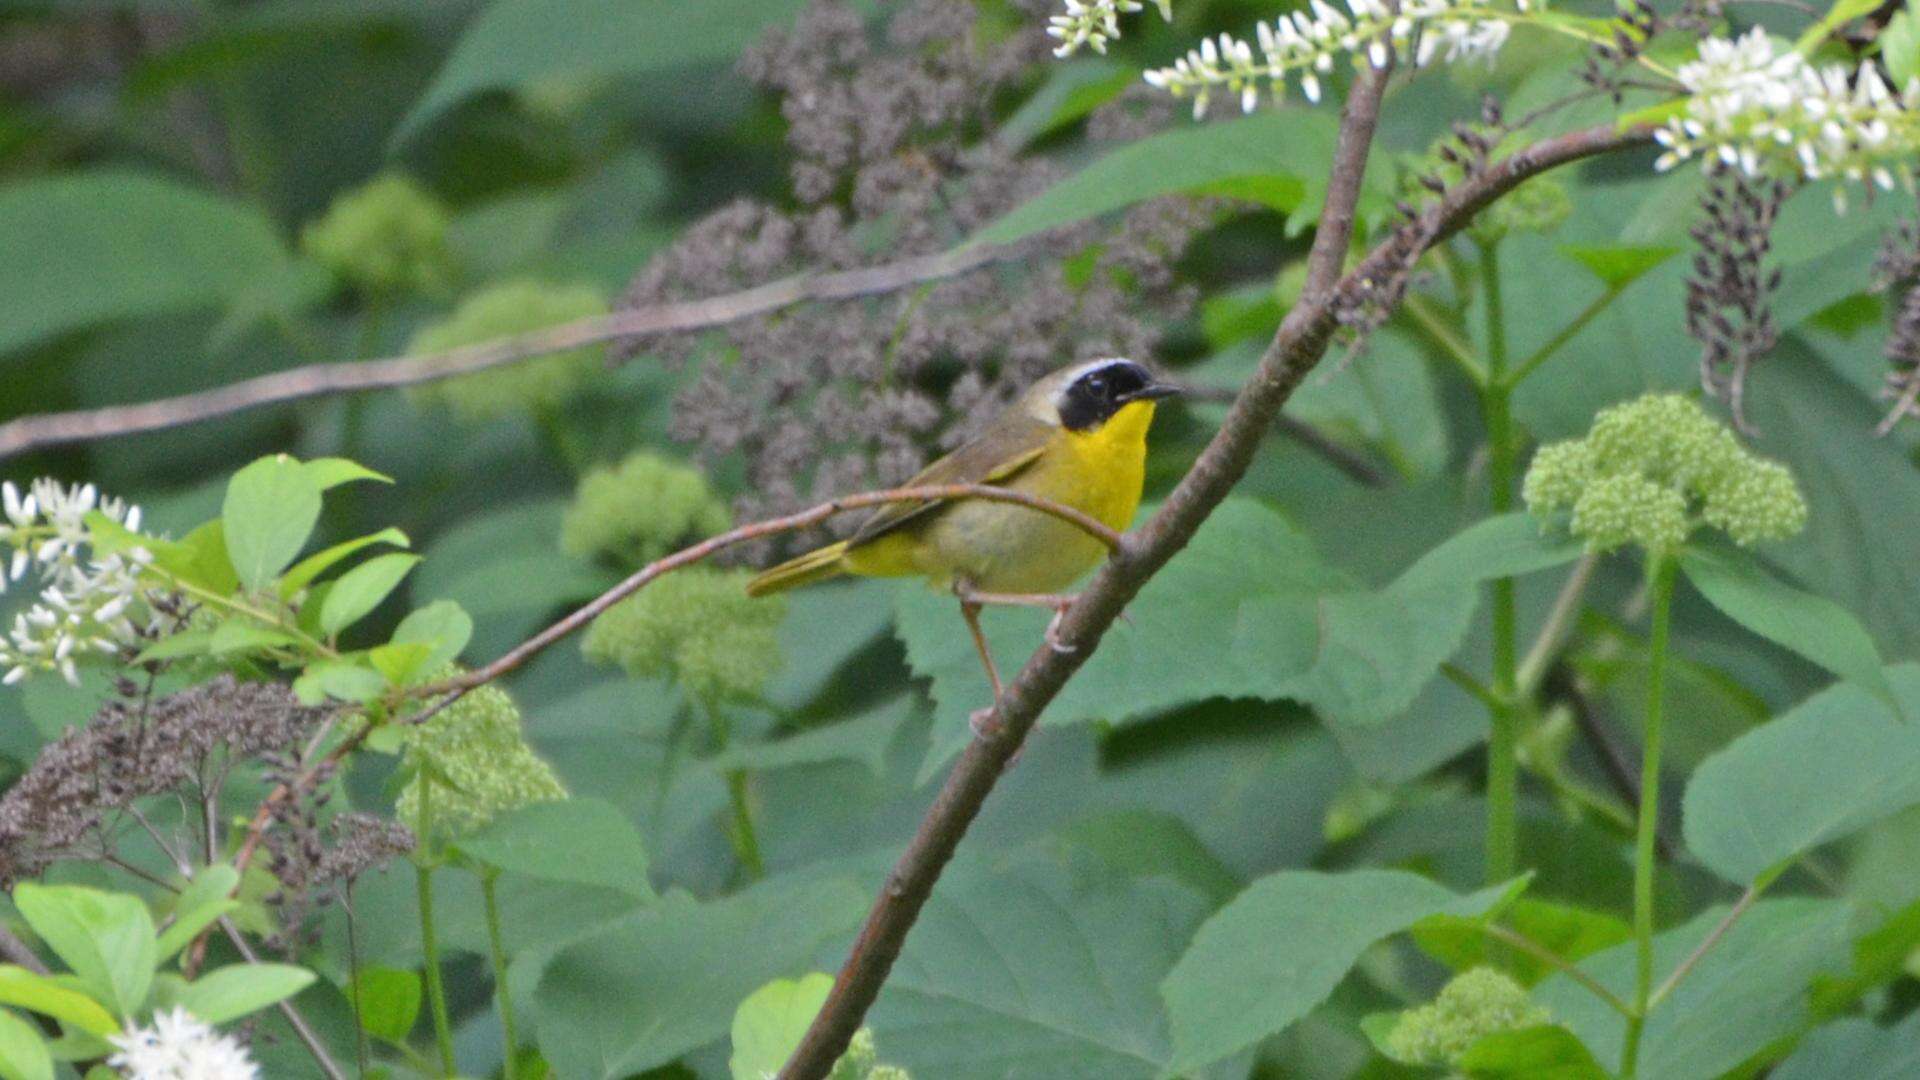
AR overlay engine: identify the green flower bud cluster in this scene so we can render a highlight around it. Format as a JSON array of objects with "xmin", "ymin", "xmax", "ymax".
[
  {"xmin": 395, "ymin": 679, "xmax": 567, "ymax": 840},
  {"xmin": 1470, "ymin": 175, "xmax": 1573, "ymax": 245},
  {"xmin": 300, "ymin": 175, "xmax": 455, "ymax": 296},
  {"xmin": 1384, "ymin": 967, "xmax": 1548, "ymax": 1067},
  {"xmin": 406, "ymin": 280, "xmax": 608, "ymax": 422},
  {"xmin": 582, "ymin": 567, "xmax": 785, "ymax": 703},
  {"xmin": 561, "ymin": 453, "xmax": 732, "ymax": 567},
  {"xmin": 1523, "ymin": 393, "xmax": 1807, "ymax": 554},
  {"xmin": 826, "ymin": 1028, "xmax": 911, "ymax": 1080}
]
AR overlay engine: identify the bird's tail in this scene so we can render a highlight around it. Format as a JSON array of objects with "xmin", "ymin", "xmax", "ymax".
[{"xmin": 745, "ymin": 540, "xmax": 850, "ymax": 597}]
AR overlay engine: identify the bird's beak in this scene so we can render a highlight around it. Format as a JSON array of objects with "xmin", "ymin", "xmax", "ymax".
[{"xmin": 1122, "ymin": 380, "xmax": 1184, "ymax": 403}]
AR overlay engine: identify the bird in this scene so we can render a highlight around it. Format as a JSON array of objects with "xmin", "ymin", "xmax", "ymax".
[{"xmin": 746, "ymin": 357, "xmax": 1179, "ymax": 718}]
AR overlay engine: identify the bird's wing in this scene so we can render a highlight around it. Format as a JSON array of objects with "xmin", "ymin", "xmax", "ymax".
[{"xmin": 849, "ymin": 410, "xmax": 1052, "ymax": 546}]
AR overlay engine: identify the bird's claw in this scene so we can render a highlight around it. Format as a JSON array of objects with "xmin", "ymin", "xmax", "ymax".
[{"xmin": 1044, "ymin": 601, "xmax": 1077, "ymax": 654}]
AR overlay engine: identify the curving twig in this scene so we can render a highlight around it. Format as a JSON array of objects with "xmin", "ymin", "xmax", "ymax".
[
  {"xmin": 0, "ymin": 244, "xmax": 1012, "ymax": 462},
  {"xmin": 775, "ymin": 110, "xmax": 1658, "ymax": 1078}
]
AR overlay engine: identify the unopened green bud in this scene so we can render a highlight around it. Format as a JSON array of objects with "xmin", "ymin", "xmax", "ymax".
[
  {"xmin": 561, "ymin": 453, "xmax": 731, "ymax": 567},
  {"xmin": 1571, "ymin": 473, "xmax": 1690, "ymax": 554},
  {"xmin": 301, "ymin": 175, "xmax": 454, "ymax": 296},
  {"xmin": 396, "ymin": 677, "xmax": 567, "ymax": 839},
  {"xmin": 864, "ymin": 1068, "xmax": 911, "ymax": 1080},
  {"xmin": 1385, "ymin": 967, "xmax": 1548, "ymax": 1067},
  {"xmin": 826, "ymin": 1029, "xmax": 878, "ymax": 1080},
  {"xmin": 407, "ymin": 280, "xmax": 607, "ymax": 422},
  {"xmin": 1519, "ymin": 440, "xmax": 1594, "ymax": 516},
  {"xmin": 1702, "ymin": 458, "xmax": 1808, "ymax": 546},
  {"xmin": 582, "ymin": 567, "xmax": 785, "ymax": 703}
]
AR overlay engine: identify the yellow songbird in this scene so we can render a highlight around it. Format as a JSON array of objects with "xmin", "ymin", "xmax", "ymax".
[{"xmin": 746, "ymin": 357, "xmax": 1178, "ymax": 703}]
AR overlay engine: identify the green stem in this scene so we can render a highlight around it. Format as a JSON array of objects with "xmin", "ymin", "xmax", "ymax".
[
  {"xmin": 1481, "ymin": 240, "xmax": 1521, "ymax": 888},
  {"xmin": 1622, "ymin": 553, "xmax": 1678, "ymax": 1080},
  {"xmin": 481, "ymin": 872, "xmax": 521, "ymax": 1079},
  {"xmin": 726, "ymin": 769, "xmax": 765, "ymax": 880},
  {"xmin": 415, "ymin": 781, "xmax": 457, "ymax": 1077},
  {"xmin": 1502, "ymin": 286, "xmax": 1623, "ymax": 390},
  {"xmin": 1402, "ymin": 293, "xmax": 1489, "ymax": 387}
]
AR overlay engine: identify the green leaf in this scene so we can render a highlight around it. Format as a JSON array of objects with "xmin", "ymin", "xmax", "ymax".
[
  {"xmin": 1558, "ymin": 244, "xmax": 1679, "ymax": 289},
  {"xmin": 367, "ymin": 642, "xmax": 434, "ymax": 686},
  {"xmin": 1414, "ymin": 898, "xmax": 1631, "ymax": 986},
  {"xmin": 453, "ymin": 799, "xmax": 653, "ymax": 900},
  {"xmin": 1679, "ymin": 546, "xmax": 1900, "ymax": 719},
  {"xmin": 389, "ymin": 600, "xmax": 475, "ymax": 677},
  {"xmin": 11, "ymin": 884, "xmax": 155, "ymax": 1021},
  {"xmin": 291, "ymin": 660, "xmax": 388, "ymax": 705},
  {"xmin": 728, "ymin": 973, "xmax": 832, "ymax": 1080},
  {"xmin": 1458, "ymin": 1025, "xmax": 1609, "ymax": 1079},
  {"xmin": 279, "ymin": 527, "xmax": 410, "ymax": 598},
  {"xmin": 0, "ymin": 968, "xmax": 118, "ymax": 1038},
  {"xmin": 1535, "ymin": 899, "xmax": 1850, "ymax": 1078},
  {"xmin": 222, "ymin": 455, "xmax": 324, "ymax": 593},
  {"xmin": 349, "ymin": 967, "xmax": 422, "ymax": 1047},
  {"xmin": 0, "ymin": 1009, "xmax": 52, "ymax": 1080},
  {"xmin": 134, "ymin": 629, "xmax": 215, "ymax": 664},
  {"xmin": 318, "ymin": 553, "xmax": 421, "ymax": 637},
  {"xmin": 968, "ymin": 109, "xmax": 1336, "ymax": 247},
  {"xmin": 155, "ymin": 864, "xmax": 240, "ymax": 962},
  {"xmin": 1773, "ymin": 1012, "xmax": 1920, "ymax": 1079},
  {"xmin": 1884, "ymin": 10, "xmax": 1920, "ymax": 87},
  {"xmin": 395, "ymin": 0, "xmax": 807, "ymax": 143},
  {"xmin": 173, "ymin": 963, "xmax": 315, "ymax": 1024},
  {"xmin": 533, "ymin": 876, "xmax": 867, "ymax": 1079},
  {"xmin": 1796, "ymin": 0, "xmax": 1880, "ymax": 50},
  {"xmin": 154, "ymin": 522, "xmax": 239, "ymax": 596},
  {"xmin": 902, "ymin": 506, "xmax": 1579, "ymax": 776},
  {"xmin": 1683, "ymin": 664, "xmax": 1920, "ymax": 884},
  {"xmin": 300, "ymin": 458, "xmax": 391, "ymax": 491},
  {"xmin": 0, "ymin": 171, "xmax": 303, "ymax": 358},
  {"xmin": 1161, "ymin": 870, "xmax": 1522, "ymax": 1072},
  {"xmin": 207, "ymin": 618, "xmax": 299, "ymax": 656}
]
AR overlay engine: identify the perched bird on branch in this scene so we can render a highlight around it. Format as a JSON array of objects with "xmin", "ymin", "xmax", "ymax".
[{"xmin": 747, "ymin": 357, "xmax": 1178, "ymax": 722}]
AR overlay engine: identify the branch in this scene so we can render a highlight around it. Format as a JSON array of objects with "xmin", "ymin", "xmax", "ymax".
[
  {"xmin": 778, "ymin": 111, "xmax": 1657, "ymax": 1078},
  {"xmin": 0, "ymin": 244, "xmax": 1013, "ymax": 462}
]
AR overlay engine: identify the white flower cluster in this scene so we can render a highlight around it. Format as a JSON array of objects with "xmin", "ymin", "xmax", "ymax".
[
  {"xmin": 0, "ymin": 479, "xmax": 167, "ymax": 686},
  {"xmin": 1655, "ymin": 29, "xmax": 1920, "ymax": 211},
  {"xmin": 1143, "ymin": 0, "xmax": 1517, "ymax": 117},
  {"xmin": 1047, "ymin": 0, "xmax": 1172, "ymax": 58},
  {"xmin": 109, "ymin": 1007, "xmax": 260, "ymax": 1080}
]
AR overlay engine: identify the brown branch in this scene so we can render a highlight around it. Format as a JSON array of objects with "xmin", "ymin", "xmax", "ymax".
[
  {"xmin": 0, "ymin": 244, "xmax": 1013, "ymax": 462},
  {"xmin": 777, "ymin": 110, "xmax": 1657, "ymax": 1078}
]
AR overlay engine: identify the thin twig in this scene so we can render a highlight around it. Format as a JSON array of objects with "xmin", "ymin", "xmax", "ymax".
[
  {"xmin": 776, "ymin": 111, "xmax": 1656, "ymax": 1078},
  {"xmin": 1516, "ymin": 552, "xmax": 1598, "ymax": 694},
  {"xmin": 1480, "ymin": 923, "xmax": 1634, "ymax": 1017},
  {"xmin": 0, "ymin": 244, "xmax": 1013, "ymax": 461},
  {"xmin": 218, "ymin": 916, "xmax": 349, "ymax": 1080},
  {"xmin": 1648, "ymin": 881, "xmax": 1763, "ymax": 1007}
]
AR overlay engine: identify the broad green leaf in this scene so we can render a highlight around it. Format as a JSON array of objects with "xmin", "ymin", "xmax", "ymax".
[
  {"xmin": 453, "ymin": 798, "xmax": 653, "ymax": 900},
  {"xmin": 0, "ymin": 171, "xmax": 301, "ymax": 357},
  {"xmin": 368, "ymin": 642, "xmax": 435, "ymax": 686},
  {"xmin": 155, "ymin": 522, "xmax": 239, "ymax": 596},
  {"xmin": 1535, "ymin": 899, "xmax": 1849, "ymax": 1078},
  {"xmin": 902, "ymin": 505, "xmax": 1579, "ymax": 776},
  {"xmin": 155, "ymin": 865, "xmax": 240, "ymax": 962},
  {"xmin": 0, "ymin": 968, "xmax": 117, "ymax": 1037},
  {"xmin": 280, "ymin": 527, "xmax": 410, "ymax": 598},
  {"xmin": 1680, "ymin": 546, "xmax": 1899, "ymax": 718},
  {"xmin": 11, "ymin": 885, "xmax": 155, "ymax": 1021},
  {"xmin": 134, "ymin": 629, "xmax": 215, "ymax": 663},
  {"xmin": 207, "ymin": 618, "xmax": 298, "ymax": 656},
  {"xmin": 1773, "ymin": 1012, "xmax": 1920, "ymax": 1079},
  {"xmin": 1161, "ymin": 870, "xmax": 1521, "ymax": 1072},
  {"xmin": 1796, "ymin": 0, "xmax": 1880, "ymax": 50},
  {"xmin": 1683, "ymin": 664, "xmax": 1920, "ymax": 884},
  {"xmin": 1458, "ymin": 1025, "xmax": 1608, "ymax": 1079},
  {"xmin": 1884, "ymin": 10, "xmax": 1920, "ymax": 87},
  {"xmin": 867, "ymin": 852, "xmax": 1213, "ymax": 1077},
  {"xmin": 414, "ymin": 499, "xmax": 609, "ymax": 659},
  {"xmin": 533, "ymin": 876, "xmax": 867, "ymax": 1079},
  {"xmin": 318, "ymin": 554, "xmax": 421, "ymax": 637},
  {"xmin": 389, "ymin": 600, "xmax": 475, "ymax": 676},
  {"xmin": 1414, "ymin": 898, "xmax": 1631, "ymax": 986},
  {"xmin": 1055, "ymin": 809, "xmax": 1242, "ymax": 905},
  {"xmin": 222, "ymin": 456, "xmax": 323, "ymax": 592},
  {"xmin": 395, "ymin": 0, "xmax": 807, "ymax": 142},
  {"xmin": 300, "ymin": 458, "xmax": 391, "ymax": 491},
  {"xmin": 968, "ymin": 109, "xmax": 1336, "ymax": 247},
  {"xmin": 173, "ymin": 963, "xmax": 315, "ymax": 1024},
  {"xmin": 704, "ymin": 697, "xmax": 909, "ymax": 777},
  {"xmin": 728, "ymin": 973, "xmax": 832, "ymax": 1080},
  {"xmin": 291, "ymin": 660, "xmax": 387, "ymax": 705},
  {"xmin": 1558, "ymin": 244, "xmax": 1679, "ymax": 289},
  {"xmin": 0, "ymin": 1009, "xmax": 52, "ymax": 1080},
  {"xmin": 349, "ymin": 967, "xmax": 422, "ymax": 1046}
]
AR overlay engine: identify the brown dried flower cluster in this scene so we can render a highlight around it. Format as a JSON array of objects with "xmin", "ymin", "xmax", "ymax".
[
  {"xmin": 614, "ymin": 0, "xmax": 1215, "ymax": 553},
  {"xmin": 1686, "ymin": 171, "xmax": 1786, "ymax": 432}
]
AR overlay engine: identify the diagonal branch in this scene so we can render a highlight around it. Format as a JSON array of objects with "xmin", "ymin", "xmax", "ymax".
[
  {"xmin": 0, "ymin": 244, "xmax": 1013, "ymax": 462},
  {"xmin": 775, "ymin": 109, "xmax": 1656, "ymax": 1078}
]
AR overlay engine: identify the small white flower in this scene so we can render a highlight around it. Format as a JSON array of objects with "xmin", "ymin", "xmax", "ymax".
[
  {"xmin": 109, "ymin": 1007, "xmax": 260, "ymax": 1080},
  {"xmin": 1047, "ymin": 0, "xmax": 1151, "ymax": 58}
]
